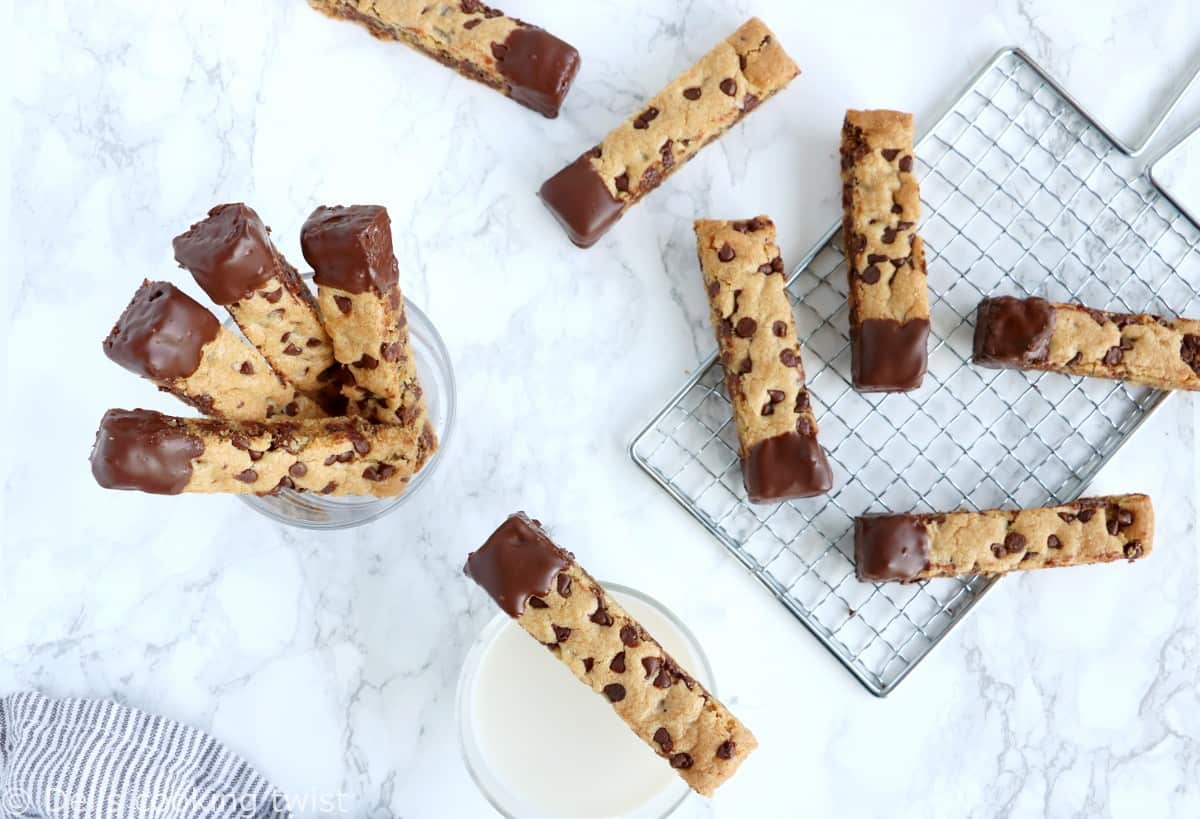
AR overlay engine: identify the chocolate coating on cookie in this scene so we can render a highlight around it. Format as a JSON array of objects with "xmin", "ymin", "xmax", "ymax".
[
  {"xmin": 301, "ymin": 205, "xmax": 399, "ymax": 295},
  {"xmin": 744, "ymin": 430, "xmax": 834, "ymax": 502},
  {"xmin": 90, "ymin": 409, "xmax": 203, "ymax": 495},
  {"xmin": 465, "ymin": 513, "xmax": 573, "ymax": 617},
  {"xmin": 103, "ymin": 281, "xmax": 220, "ymax": 380},
  {"xmin": 495, "ymin": 27, "xmax": 581, "ymax": 118},
  {"xmin": 538, "ymin": 151, "xmax": 625, "ymax": 248},
  {"xmin": 852, "ymin": 317, "xmax": 930, "ymax": 392},
  {"xmin": 854, "ymin": 514, "xmax": 931, "ymax": 581},
  {"xmin": 173, "ymin": 204, "xmax": 278, "ymax": 305},
  {"xmin": 973, "ymin": 296, "xmax": 1056, "ymax": 367}
]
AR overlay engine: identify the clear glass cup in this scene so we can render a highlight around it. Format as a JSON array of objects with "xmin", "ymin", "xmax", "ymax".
[
  {"xmin": 456, "ymin": 584, "xmax": 714, "ymax": 819},
  {"xmin": 230, "ymin": 292, "xmax": 455, "ymax": 529}
]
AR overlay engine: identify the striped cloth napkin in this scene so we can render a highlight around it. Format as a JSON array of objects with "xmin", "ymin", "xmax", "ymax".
[{"xmin": 0, "ymin": 691, "xmax": 289, "ymax": 818}]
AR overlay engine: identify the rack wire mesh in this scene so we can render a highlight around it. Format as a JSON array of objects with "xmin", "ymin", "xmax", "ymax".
[{"xmin": 631, "ymin": 48, "xmax": 1200, "ymax": 696}]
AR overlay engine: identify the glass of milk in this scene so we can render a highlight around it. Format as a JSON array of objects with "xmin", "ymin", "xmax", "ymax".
[{"xmin": 456, "ymin": 584, "xmax": 715, "ymax": 818}]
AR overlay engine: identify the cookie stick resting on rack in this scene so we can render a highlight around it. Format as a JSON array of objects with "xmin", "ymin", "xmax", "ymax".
[
  {"xmin": 305, "ymin": 0, "xmax": 581, "ymax": 118},
  {"xmin": 840, "ymin": 109, "xmax": 930, "ymax": 391},
  {"xmin": 172, "ymin": 204, "xmax": 343, "ymax": 409},
  {"xmin": 90, "ymin": 409, "xmax": 427, "ymax": 497},
  {"xmin": 539, "ymin": 17, "xmax": 799, "ymax": 247},
  {"xmin": 973, "ymin": 295, "xmax": 1200, "ymax": 391},
  {"xmin": 465, "ymin": 513, "xmax": 757, "ymax": 796},
  {"xmin": 856, "ymin": 494, "xmax": 1153, "ymax": 582},
  {"xmin": 104, "ymin": 281, "xmax": 323, "ymax": 421},
  {"xmin": 695, "ymin": 216, "xmax": 833, "ymax": 502}
]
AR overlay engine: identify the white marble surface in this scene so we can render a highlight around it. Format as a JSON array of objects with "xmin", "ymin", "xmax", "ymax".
[{"xmin": 4, "ymin": 1, "xmax": 1200, "ymax": 817}]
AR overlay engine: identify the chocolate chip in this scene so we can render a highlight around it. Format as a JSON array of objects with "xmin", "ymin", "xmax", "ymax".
[
  {"xmin": 899, "ymin": 155, "xmax": 913, "ymax": 172},
  {"xmin": 881, "ymin": 227, "xmax": 898, "ymax": 244},
  {"xmin": 716, "ymin": 741, "xmax": 735, "ymax": 760},
  {"xmin": 614, "ymin": 172, "xmax": 629, "ymax": 193},
  {"xmin": 239, "ymin": 362, "xmax": 254, "ymax": 375},
  {"xmin": 609, "ymin": 652, "xmax": 626, "ymax": 673},
  {"xmin": 286, "ymin": 462, "xmax": 306, "ymax": 478},
  {"xmin": 1117, "ymin": 509, "xmax": 1133, "ymax": 528},
  {"xmin": 683, "ymin": 86, "xmax": 702, "ymax": 100},
  {"xmin": 1067, "ymin": 351, "xmax": 1083, "ymax": 366},
  {"xmin": 620, "ymin": 625, "xmax": 639, "ymax": 646},
  {"xmin": 306, "ymin": 337, "xmax": 322, "ymax": 348},
  {"xmin": 717, "ymin": 242, "xmax": 736, "ymax": 262},
  {"xmin": 463, "ymin": 17, "xmax": 481, "ymax": 28},
  {"xmin": 1058, "ymin": 512, "xmax": 1076, "ymax": 523},
  {"xmin": 768, "ymin": 389, "xmax": 785, "ymax": 404},
  {"xmin": 528, "ymin": 597, "xmax": 548, "ymax": 609},
  {"xmin": 796, "ymin": 416, "xmax": 812, "ymax": 436},
  {"xmin": 1181, "ymin": 334, "xmax": 1200, "ymax": 375},
  {"xmin": 742, "ymin": 93, "xmax": 759, "ymax": 111},
  {"xmin": 737, "ymin": 357, "xmax": 752, "ymax": 375},
  {"xmin": 735, "ymin": 317, "xmax": 757, "ymax": 338},
  {"xmin": 707, "ymin": 281, "xmax": 720, "ymax": 297},
  {"xmin": 261, "ymin": 288, "xmax": 283, "ymax": 304},
  {"xmin": 590, "ymin": 606, "xmax": 613, "ymax": 627},
  {"xmin": 284, "ymin": 402, "xmax": 299, "ymax": 417},
  {"xmin": 733, "ymin": 217, "xmax": 768, "ymax": 233},
  {"xmin": 490, "ymin": 42, "xmax": 508, "ymax": 60},
  {"xmin": 780, "ymin": 348, "xmax": 797, "ymax": 366},
  {"xmin": 653, "ymin": 727, "xmax": 673, "ymax": 753},
  {"xmin": 283, "ymin": 343, "xmax": 302, "ymax": 356},
  {"xmin": 719, "ymin": 318, "xmax": 733, "ymax": 338},
  {"xmin": 553, "ymin": 626, "xmax": 571, "ymax": 643},
  {"xmin": 773, "ymin": 320, "xmax": 787, "ymax": 338},
  {"xmin": 380, "ymin": 342, "xmax": 401, "ymax": 362},
  {"xmin": 583, "ymin": 658, "xmax": 594, "ymax": 673},
  {"xmin": 334, "ymin": 296, "xmax": 352, "ymax": 315},
  {"xmin": 670, "ymin": 753, "xmax": 694, "ymax": 769},
  {"xmin": 881, "ymin": 148, "xmax": 901, "ymax": 161},
  {"xmin": 235, "ymin": 469, "xmax": 258, "ymax": 483},
  {"xmin": 352, "ymin": 437, "xmax": 371, "ymax": 455},
  {"xmin": 760, "ymin": 402, "xmax": 775, "ymax": 416},
  {"xmin": 1078, "ymin": 509, "xmax": 1096, "ymax": 523},
  {"xmin": 642, "ymin": 657, "xmax": 661, "ymax": 679},
  {"xmin": 859, "ymin": 264, "xmax": 881, "ymax": 284},
  {"xmin": 990, "ymin": 543, "xmax": 1005, "ymax": 558},
  {"xmin": 1047, "ymin": 534, "xmax": 1061, "ymax": 549},
  {"xmin": 603, "ymin": 684, "xmax": 626, "ymax": 702},
  {"xmin": 1004, "ymin": 532, "xmax": 1026, "ymax": 554},
  {"xmin": 892, "ymin": 203, "xmax": 903, "ymax": 214},
  {"xmin": 896, "ymin": 221, "xmax": 914, "ymax": 231},
  {"xmin": 867, "ymin": 253, "xmax": 888, "ymax": 264},
  {"xmin": 1124, "ymin": 540, "xmax": 1144, "ymax": 559},
  {"xmin": 1103, "ymin": 346, "xmax": 1123, "ymax": 366},
  {"xmin": 362, "ymin": 464, "xmax": 397, "ymax": 481},
  {"xmin": 320, "ymin": 481, "xmax": 337, "ymax": 494},
  {"xmin": 719, "ymin": 78, "xmax": 736, "ymax": 96},
  {"xmin": 633, "ymin": 107, "xmax": 659, "ymax": 129},
  {"xmin": 557, "ymin": 573, "xmax": 571, "ymax": 597},
  {"xmin": 1107, "ymin": 516, "xmax": 1120, "ymax": 536}
]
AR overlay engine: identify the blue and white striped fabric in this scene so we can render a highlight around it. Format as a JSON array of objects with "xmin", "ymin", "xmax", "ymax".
[{"xmin": 0, "ymin": 692, "xmax": 288, "ymax": 819}]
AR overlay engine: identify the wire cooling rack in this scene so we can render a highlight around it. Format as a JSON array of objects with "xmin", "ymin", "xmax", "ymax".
[{"xmin": 631, "ymin": 48, "xmax": 1200, "ymax": 697}]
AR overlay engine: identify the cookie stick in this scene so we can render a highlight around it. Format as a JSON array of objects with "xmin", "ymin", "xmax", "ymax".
[
  {"xmin": 539, "ymin": 18, "xmax": 799, "ymax": 248},
  {"xmin": 299, "ymin": 205, "xmax": 432, "ymax": 438},
  {"xmin": 695, "ymin": 216, "xmax": 833, "ymax": 502},
  {"xmin": 172, "ymin": 204, "xmax": 341, "ymax": 405},
  {"xmin": 465, "ymin": 513, "xmax": 757, "ymax": 796},
  {"xmin": 103, "ymin": 281, "xmax": 323, "ymax": 420},
  {"xmin": 90, "ymin": 409, "xmax": 427, "ymax": 497},
  {"xmin": 855, "ymin": 494, "xmax": 1153, "ymax": 582},
  {"xmin": 840, "ymin": 109, "xmax": 930, "ymax": 391},
  {"xmin": 973, "ymin": 296, "xmax": 1200, "ymax": 391},
  {"xmin": 306, "ymin": 0, "xmax": 580, "ymax": 118}
]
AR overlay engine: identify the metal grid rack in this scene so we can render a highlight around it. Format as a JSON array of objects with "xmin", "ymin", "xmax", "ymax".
[{"xmin": 631, "ymin": 48, "xmax": 1200, "ymax": 697}]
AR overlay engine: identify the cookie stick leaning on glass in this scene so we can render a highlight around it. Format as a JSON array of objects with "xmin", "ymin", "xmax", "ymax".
[
  {"xmin": 539, "ymin": 17, "xmax": 799, "ymax": 247},
  {"xmin": 695, "ymin": 216, "xmax": 833, "ymax": 502},
  {"xmin": 855, "ymin": 494, "xmax": 1153, "ymax": 582},
  {"xmin": 300, "ymin": 205, "xmax": 434, "ymax": 452},
  {"xmin": 973, "ymin": 295, "xmax": 1200, "ymax": 390},
  {"xmin": 90, "ymin": 409, "xmax": 429, "ymax": 498},
  {"xmin": 173, "ymin": 203, "xmax": 345, "ymax": 411},
  {"xmin": 103, "ymin": 280, "xmax": 324, "ymax": 421},
  {"xmin": 840, "ymin": 109, "xmax": 930, "ymax": 391},
  {"xmin": 305, "ymin": 0, "xmax": 580, "ymax": 118},
  {"xmin": 465, "ymin": 513, "xmax": 757, "ymax": 796}
]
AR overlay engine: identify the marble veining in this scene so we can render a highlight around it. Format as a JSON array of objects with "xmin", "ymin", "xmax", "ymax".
[{"xmin": 4, "ymin": 1, "xmax": 1200, "ymax": 817}]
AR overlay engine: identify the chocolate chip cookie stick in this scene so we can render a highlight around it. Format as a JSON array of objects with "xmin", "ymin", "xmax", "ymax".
[
  {"xmin": 300, "ymin": 206, "xmax": 433, "ymax": 441},
  {"xmin": 539, "ymin": 18, "xmax": 799, "ymax": 248},
  {"xmin": 856, "ymin": 494, "xmax": 1153, "ymax": 582},
  {"xmin": 306, "ymin": 0, "xmax": 580, "ymax": 118},
  {"xmin": 465, "ymin": 513, "xmax": 757, "ymax": 797},
  {"xmin": 974, "ymin": 296, "xmax": 1200, "ymax": 391},
  {"xmin": 695, "ymin": 216, "xmax": 833, "ymax": 502},
  {"xmin": 840, "ymin": 109, "xmax": 930, "ymax": 391},
  {"xmin": 172, "ymin": 204, "xmax": 339, "ymax": 403},
  {"xmin": 104, "ymin": 281, "xmax": 323, "ymax": 421},
  {"xmin": 90, "ymin": 409, "xmax": 434, "ymax": 497}
]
